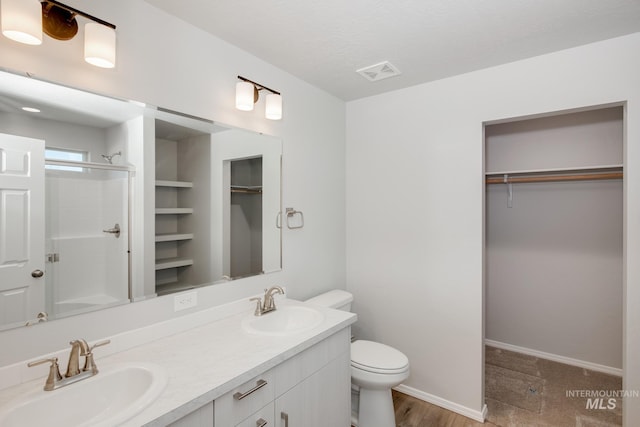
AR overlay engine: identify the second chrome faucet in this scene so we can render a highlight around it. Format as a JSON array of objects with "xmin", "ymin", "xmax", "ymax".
[{"xmin": 250, "ymin": 286, "xmax": 285, "ymax": 316}]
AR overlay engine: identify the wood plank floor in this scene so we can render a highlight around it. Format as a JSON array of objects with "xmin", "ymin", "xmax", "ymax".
[{"xmin": 393, "ymin": 390, "xmax": 498, "ymax": 427}]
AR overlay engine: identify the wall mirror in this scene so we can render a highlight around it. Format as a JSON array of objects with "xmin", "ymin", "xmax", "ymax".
[{"xmin": 0, "ymin": 70, "xmax": 282, "ymax": 330}]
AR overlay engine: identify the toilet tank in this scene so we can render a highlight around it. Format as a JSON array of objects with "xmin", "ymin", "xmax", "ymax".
[{"xmin": 306, "ymin": 290, "xmax": 353, "ymax": 312}]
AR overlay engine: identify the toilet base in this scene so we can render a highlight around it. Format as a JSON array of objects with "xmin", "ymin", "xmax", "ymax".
[{"xmin": 357, "ymin": 387, "xmax": 396, "ymax": 427}]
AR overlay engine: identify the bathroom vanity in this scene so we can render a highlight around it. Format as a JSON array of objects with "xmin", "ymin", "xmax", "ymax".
[{"xmin": 0, "ymin": 298, "xmax": 355, "ymax": 427}]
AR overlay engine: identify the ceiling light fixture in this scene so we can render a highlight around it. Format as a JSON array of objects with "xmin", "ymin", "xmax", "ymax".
[
  {"xmin": 236, "ymin": 75, "xmax": 282, "ymax": 120},
  {"xmin": 1, "ymin": 0, "xmax": 117, "ymax": 68}
]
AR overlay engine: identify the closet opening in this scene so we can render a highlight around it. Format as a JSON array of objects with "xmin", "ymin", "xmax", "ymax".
[{"xmin": 482, "ymin": 105, "xmax": 624, "ymax": 426}]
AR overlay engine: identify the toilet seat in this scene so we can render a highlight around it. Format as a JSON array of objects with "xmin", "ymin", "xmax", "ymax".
[{"xmin": 351, "ymin": 340, "xmax": 409, "ymax": 375}]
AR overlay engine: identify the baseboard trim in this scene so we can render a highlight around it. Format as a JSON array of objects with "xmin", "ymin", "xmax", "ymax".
[
  {"xmin": 485, "ymin": 339, "xmax": 622, "ymax": 377},
  {"xmin": 393, "ymin": 384, "xmax": 487, "ymax": 423}
]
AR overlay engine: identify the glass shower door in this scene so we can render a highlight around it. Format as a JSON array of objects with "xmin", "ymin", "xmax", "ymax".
[{"xmin": 45, "ymin": 163, "xmax": 130, "ymax": 318}]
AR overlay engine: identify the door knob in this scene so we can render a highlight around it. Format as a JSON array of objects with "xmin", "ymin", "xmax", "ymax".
[{"xmin": 31, "ymin": 269, "xmax": 44, "ymax": 278}]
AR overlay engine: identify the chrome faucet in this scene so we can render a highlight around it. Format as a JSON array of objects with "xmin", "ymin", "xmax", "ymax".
[
  {"xmin": 65, "ymin": 339, "xmax": 89, "ymax": 377},
  {"xmin": 27, "ymin": 339, "xmax": 110, "ymax": 391},
  {"xmin": 250, "ymin": 286, "xmax": 285, "ymax": 316}
]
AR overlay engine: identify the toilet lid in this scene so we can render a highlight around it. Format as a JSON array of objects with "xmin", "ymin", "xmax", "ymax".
[{"xmin": 351, "ymin": 340, "xmax": 409, "ymax": 374}]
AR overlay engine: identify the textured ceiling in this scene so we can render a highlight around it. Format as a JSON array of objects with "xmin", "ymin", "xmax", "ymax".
[{"xmin": 145, "ymin": 0, "xmax": 640, "ymax": 101}]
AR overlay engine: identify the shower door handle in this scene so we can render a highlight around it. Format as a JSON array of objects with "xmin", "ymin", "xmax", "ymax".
[{"xmin": 102, "ymin": 223, "xmax": 121, "ymax": 238}]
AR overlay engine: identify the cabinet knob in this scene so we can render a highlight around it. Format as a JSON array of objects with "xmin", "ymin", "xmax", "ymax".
[{"xmin": 256, "ymin": 418, "xmax": 267, "ymax": 427}]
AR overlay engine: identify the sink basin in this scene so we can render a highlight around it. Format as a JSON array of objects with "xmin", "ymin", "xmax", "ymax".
[
  {"xmin": 0, "ymin": 362, "xmax": 167, "ymax": 427},
  {"xmin": 242, "ymin": 305, "xmax": 325, "ymax": 336}
]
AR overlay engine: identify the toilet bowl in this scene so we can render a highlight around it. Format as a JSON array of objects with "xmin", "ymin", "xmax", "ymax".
[{"xmin": 306, "ymin": 290, "xmax": 410, "ymax": 427}]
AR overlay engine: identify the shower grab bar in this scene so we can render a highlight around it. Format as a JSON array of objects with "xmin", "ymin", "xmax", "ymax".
[{"xmin": 45, "ymin": 159, "xmax": 134, "ymax": 172}]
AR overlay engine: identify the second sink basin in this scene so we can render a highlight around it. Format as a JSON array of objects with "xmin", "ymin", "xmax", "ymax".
[
  {"xmin": 242, "ymin": 305, "xmax": 325, "ymax": 336},
  {"xmin": 0, "ymin": 362, "xmax": 167, "ymax": 427}
]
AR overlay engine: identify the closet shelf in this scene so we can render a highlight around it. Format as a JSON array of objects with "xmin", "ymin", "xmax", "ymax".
[
  {"xmin": 155, "ymin": 208, "xmax": 194, "ymax": 215},
  {"xmin": 486, "ymin": 165, "xmax": 623, "ymax": 185},
  {"xmin": 486, "ymin": 164, "xmax": 623, "ymax": 176},
  {"xmin": 156, "ymin": 180, "xmax": 193, "ymax": 188},
  {"xmin": 155, "ymin": 233, "xmax": 194, "ymax": 242},
  {"xmin": 231, "ymin": 185, "xmax": 262, "ymax": 194},
  {"xmin": 155, "ymin": 281, "xmax": 196, "ymax": 296},
  {"xmin": 155, "ymin": 257, "xmax": 194, "ymax": 270}
]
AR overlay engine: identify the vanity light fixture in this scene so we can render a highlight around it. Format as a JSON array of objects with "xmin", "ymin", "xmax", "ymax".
[
  {"xmin": 236, "ymin": 75, "xmax": 282, "ymax": 120},
  {"xmin": 1, "ymin": 0, "xmax": 117, "ymax": 68}
]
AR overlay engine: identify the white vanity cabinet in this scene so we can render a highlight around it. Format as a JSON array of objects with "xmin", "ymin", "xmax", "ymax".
[
  {"xmin": 275, "ymin": 351, "xmax": 350, "ymax": 427},
  {"xmin": 214, "ymin": 327, "xmax": 351, "ymax": 427},
  {"xmin": 167, "ymin": 401, "xmax": 215, "ymax": 427}
]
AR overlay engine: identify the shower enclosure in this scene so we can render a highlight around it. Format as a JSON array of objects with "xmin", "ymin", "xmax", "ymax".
[{"xmin": 44, "ymin": 159, "xmax": 130, "ymax": 318}]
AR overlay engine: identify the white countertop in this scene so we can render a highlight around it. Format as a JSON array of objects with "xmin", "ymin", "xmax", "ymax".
[{"xmin": 0, "ymin": 298, "xmax": 356, "ymax": 426}]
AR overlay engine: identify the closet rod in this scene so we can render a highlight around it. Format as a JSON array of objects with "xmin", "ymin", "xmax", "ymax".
[{"xmin": 486, "ymin": 172, "xmax": 623, "ymax": 185}]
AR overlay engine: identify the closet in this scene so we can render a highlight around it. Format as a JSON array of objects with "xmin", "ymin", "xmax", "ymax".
[
  {"xmin": 229, "ymin": 157, "xmax": 263, "ymax": 278},
  {"xmin": 484, "ymin": 106, "xmax": 623, "ymax": 371}
]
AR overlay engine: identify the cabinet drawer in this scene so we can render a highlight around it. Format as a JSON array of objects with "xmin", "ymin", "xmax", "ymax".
[
  {"xmin": 215, "ymin": 369, "xmax": 275, "ymax": 426},
  {"xmin": 236, "ymin": 402, "xmax": 274, "ymax": 427}
]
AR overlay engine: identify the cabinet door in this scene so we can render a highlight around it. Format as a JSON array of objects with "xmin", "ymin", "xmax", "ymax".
[
  {"xmin": 274, "ymin": 379, "xmax": 306, "ymax": 427},
  {"xmin": 275, "ymin": 352, "xmax": 351, "ymax": 427}
]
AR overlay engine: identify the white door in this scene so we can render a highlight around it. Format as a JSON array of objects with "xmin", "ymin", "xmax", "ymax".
[{"xmin": 0, "ymin": 133, "xmax": 45, "ymax": 328}]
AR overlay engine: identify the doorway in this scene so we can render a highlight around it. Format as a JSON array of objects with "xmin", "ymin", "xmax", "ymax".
[{"xmin": 483, "ymin": 105, "xmax": 624, "ymax": 425}]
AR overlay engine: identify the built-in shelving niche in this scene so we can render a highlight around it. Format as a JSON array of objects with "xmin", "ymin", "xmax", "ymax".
[{"xmin": 154, "ymin": 120, "xmax": 212, "ymax": 296}]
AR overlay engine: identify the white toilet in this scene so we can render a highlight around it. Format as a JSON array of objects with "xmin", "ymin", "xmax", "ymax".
[{"xmin": 306, "ymin": 290, "xmax": 410, "ymax": 427}]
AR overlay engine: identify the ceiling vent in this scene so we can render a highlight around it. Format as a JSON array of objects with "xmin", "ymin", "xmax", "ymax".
[{"xmin": 356, "ymin": 61, "xmax": 401, "ymax": 82}]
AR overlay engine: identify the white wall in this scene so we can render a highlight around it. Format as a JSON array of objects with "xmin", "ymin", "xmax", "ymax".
[
  {"xmin": 0, "ymin": 0, "xmax": 345, "ymax": 365},
  {"xmin": 346, "ymin": 33, "xmax": 640, "ymax": 424}
]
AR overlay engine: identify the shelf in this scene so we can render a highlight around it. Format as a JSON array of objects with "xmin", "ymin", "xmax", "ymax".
[
  {"xmin": 155, "ymin": 257, "xmax": 194, "ymax": 270},
  {"xmin": 155, "ymin": 280, "xmax": 196, "ymax": 296},
  {"xmin": 155, "ymin": 208, "xmax": 194, "ymax": 215},
  {"xmin": 156, "ymin": 180, "xmax": 193, "ymax": 188},
  {"xmin": 155, "ymin": 233, "xmax": 194, "ymax": 242},
  {"xmin": 485, "ymin": 164, "xmax": 623, "ymax": 177},
  {"xmin": 486, "ymin": 165, "xmax": 623, "ymax": 185}
]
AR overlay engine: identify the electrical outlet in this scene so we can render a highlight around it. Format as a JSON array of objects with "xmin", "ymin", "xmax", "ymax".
[{"xmin": 174, "ymin": 291, "xmax": 197, "ymax": 311}]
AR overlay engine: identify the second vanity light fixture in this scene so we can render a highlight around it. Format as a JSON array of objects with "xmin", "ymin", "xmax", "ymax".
[
  {"xmin": 236, "ymin": 75, "xmax": 282, "ymax": 120},
  {"xmin": 0, "ymin": 0, "xmax": 117, "ymax": 68}
]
